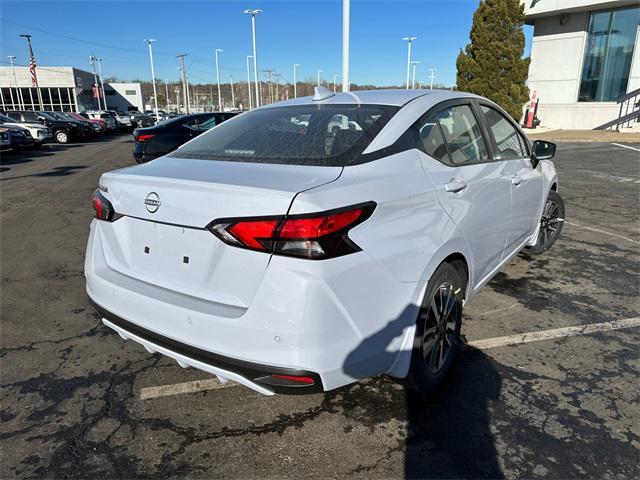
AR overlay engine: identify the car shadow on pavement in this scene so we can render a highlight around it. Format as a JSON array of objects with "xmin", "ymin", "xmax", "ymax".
[
  {"xmin": 0, "ymin": 165, "xmax": 88, "ymax": 181},
  {"xmin": 344, "ymin": 306, "xmax": 502, "ymax": 479}
]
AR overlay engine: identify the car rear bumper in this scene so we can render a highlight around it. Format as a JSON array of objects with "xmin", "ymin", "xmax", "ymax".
[
  {"xmin": 85, "ymin": 218, "xmax": 419, "ymax": 394},
  {"xmin": 91, "ymin": 298, "xmax": 323, "ymax": 395}
]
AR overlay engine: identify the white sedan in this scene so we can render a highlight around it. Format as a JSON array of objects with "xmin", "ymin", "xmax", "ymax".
[{"xmin": 86, "ymin": 88, "xmax": 564, "ymax": 395}]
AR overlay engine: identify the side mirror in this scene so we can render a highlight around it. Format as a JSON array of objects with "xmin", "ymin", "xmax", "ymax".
[
  {"xmin": 531, "ymin": 140, "xmax": 556, "ymax": 168},
  {"xmin": 37, "ymin": 116, "xmax": 46, "ymax": 124}
]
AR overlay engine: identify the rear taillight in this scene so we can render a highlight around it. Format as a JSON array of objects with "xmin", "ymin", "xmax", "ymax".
[
  {"xmin": 92, "ymin": 190, "xmax": 118, "ymax": 221},
  {"xmin": 135, "ymin": 134, "xmax": 155, "ymax": 142},
  {"xmin": 208, "ymin": 202, "xmax": 375, "ymax": 260}
]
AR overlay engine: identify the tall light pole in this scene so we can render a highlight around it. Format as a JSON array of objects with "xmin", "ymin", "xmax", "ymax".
[
  {"xmin": 402, "ymin": 36, "xmax": 417, "ymax": 89},
  {"xmin": 342, "ymin": 0, "xmax": 350, "ymax": 92},
  {"xmin": 175, "ymin": 88, "xmax": 180, "ymax": 112},
  {"xmin": 97, "ymin": 57, "xmax": 107, "ymax": 109},
  {"xmin": 246, "ymin": 55, "xmax": 253, "ymax": 109},
  {"xmin": 263, "ymin": 69, "xmax": 274, "ymax": 103},
  {"xmin": 144, "ymin": 39, "xmax": 159, "ymax": 119},
  {"xmin": 89, "ymin": 55, "xmax": 102, "ymax": 110},
  {"xmin": 176, "ymin": 54, "xmax": 189, "ymax": 114},
  {"xmin": 429, "ymin": 68, "xmax": 438, "ymax": 90},
  {"xmin": 333, "ymin": 74, "xmax": 339, "ymax": 93},
  {"xmin": 244, "ymin": 9, "xmax": 262, "ymax": 107},
  {"xmin": 164, "ymin": 80, "xmax": 170, "ymax": 110},
  {"xmin": 215, "ymin": 48, "xmax": 223, "ymax": 111},
  {"xmin": 273, "ymin": 73, "xmax": 281, "ymax": 102},
  {"xmin": 7, "ymin": 55, "xmax": 23, "ymax": 109},
  {"xmin": 410, "ymin": 60, "xmax": 420, "ymax": 89},
  {"xmin": 293, "ymin": 63, "xmax": 299, "ymax": 98},
  {"xmin": 317, "ymin": 70, "xmax": 323, "ymax": 87},
  {"xmin": 228, "ymin": 74, "xmax": 235, "ymax": 109}
]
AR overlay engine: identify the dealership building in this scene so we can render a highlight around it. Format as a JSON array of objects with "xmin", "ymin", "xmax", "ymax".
[
  {"xmin": 523, "ymin": 0, "xmax": 640, "ymax": 129},
  {"xmin": 0, "ymin": 66, "xmax": 144, "ymax": 113}
]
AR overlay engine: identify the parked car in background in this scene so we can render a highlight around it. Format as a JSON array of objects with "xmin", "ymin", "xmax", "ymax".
[
  {"xmin": 82, "ymin": 111, "xmax": 118, "ymax": 132},
  {"xmin": 0, "ymin": 128, "xmax": 10, "ymax": 152},
  {"xmin": 132, "ymin": 112, "xmax": 237, "ymax": 163},
  {"xmin": 88, "ymin": 88, "xmax": 562, "ymax": 396},
  {"xmin": 129, "ymin": 111, "xmax": 155, "ymax": 128},
  {"xmin": 67, "ymin": 112, "xmax": 106, "ymax": 133},
  {"xmin": 0, "ymin": 113, "xmax": 52, "ymax": 146},
  {"xmin": 49, "ymin": 111, "xmax": 96, "ymax": 136},
  {"xmin": 46, "ymin": 111, "xmax": 91, "ymax": 138},
  {"xmin": 107, "ymin": 110, "xmax": 132, "ymax": 130},
  {"xmin": 5, "ymin": 110, "xmax": 79, "ymax": 144},
  {"xmin": 1, "ymin": 123, "xmax": 34, "ymax": 150}
]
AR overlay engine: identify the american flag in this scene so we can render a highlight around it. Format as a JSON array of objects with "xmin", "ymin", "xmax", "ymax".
[{"xmin": 27, "ymin": 42, "xmax": 38, "ymax": 87}]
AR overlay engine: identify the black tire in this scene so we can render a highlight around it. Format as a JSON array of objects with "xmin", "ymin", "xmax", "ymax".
[
  {"xmin": 526, "ymin": 190, "xmax": 565, "ymax": 255},
  {"xmin": 54, "ymin": 129, "xmax": 70, "ymax": 144},
  {"xmin": 405, "ymin": 262, "xmax": 465, "ymax": 393}
]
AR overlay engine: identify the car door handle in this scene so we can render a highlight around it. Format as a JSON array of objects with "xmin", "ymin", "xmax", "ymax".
[
  {"xmin": 511, "ymin": 175, "xmax": 523, "ymax": 186},
  {"xmin": 444, "ymin": 180, "xmax": 468, "ymax": 193}
]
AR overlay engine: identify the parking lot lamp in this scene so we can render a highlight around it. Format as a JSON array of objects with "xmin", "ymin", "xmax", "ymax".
[
  {"xmin": 246, "ymin": 56, "xmax": 253, "ymax": 109},
  {"xmin": 215, "ymin": 48, "xmax": 223, "ymax": 111},
  {"xmin": 333, "ymin": 74, "xmax": 339, "ymax": 93},
  {"xmin": 429, "ymin": 68, "xmax": 438, "ymax": 90},
  {"xmin": 89, "ymin": 55, "xmax": 102, "ymax": 110},
  {"xmin": 244, "ymin": 9, "xmax": 262, "ymax": 108},
  {"xmin": 410, "ymin": 60, "xmax": 420, "ymax": 89},
  {"xmin": 342, "ymin": 0, "xmax": 350, "ymax": 92},
  {"xmin": 144, "ymin": 39, "xmax": 159, "ymax": 120},
  {"xmin": 228, "ymin": 75, "xmax": 235, "ymax": 109},
  {"xmin": 176, "ymin": 55, "xmax": 189, "ymax": 114},
  {"xmin": 293, "ymin": 63, "xmax": 299, "ymax": 98},
  {"xmin": 97, "ymin": 58, "xmax": 107, "ymax": 109},
  {"xmin": 402, "ymin": 36, "xmax": 417, "ymax": 89},
  {"xmin": 317, "ymin": 70, "xmax": 322, "ymax": 87},
  {"xmin": 7, "ymin": 55, "xmax": 24, "ymax": 110}
]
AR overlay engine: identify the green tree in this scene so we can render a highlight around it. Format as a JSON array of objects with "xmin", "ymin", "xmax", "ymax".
[{"xmin": 456, "ymin": 0, "xmax": 530, "ymax": 121}]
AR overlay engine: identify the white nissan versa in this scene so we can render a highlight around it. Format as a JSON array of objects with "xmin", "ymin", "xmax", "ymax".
[{"xmin": 86, "ymin": 88, "xmax": 564, "ymax": 395}]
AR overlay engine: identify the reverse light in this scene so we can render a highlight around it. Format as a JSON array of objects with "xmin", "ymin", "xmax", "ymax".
[
  {"xmin": 91, "ymin": 190, "xmax": 118, "ymax": 221},
  {"xmin": 208, "ymin": 202, "xmax": 375, "ymax": 260}
]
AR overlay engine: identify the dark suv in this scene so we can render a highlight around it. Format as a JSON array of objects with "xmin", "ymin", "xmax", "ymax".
[
  {"xmin": 4, "ymin": 111, "xmax": 80, "ymax": 144},
  {"xmin": 46, "ymin": 111, "xmax": 92, "ymax": 138}
]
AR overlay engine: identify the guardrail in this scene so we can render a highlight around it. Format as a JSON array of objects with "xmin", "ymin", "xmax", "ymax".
[{"xmin": 594, "ymin": 87, "xmax": 640, "ymax": 131}]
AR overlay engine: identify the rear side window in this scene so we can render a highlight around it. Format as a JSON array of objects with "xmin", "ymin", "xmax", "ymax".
[
  {"xmin": 418, "ymin": 118, "xmax": 450, "ymax": 163},
  {"xmin": 6, "ymin": 112, "xmax": 21, "ymax": 121},
  {"xmin": 436, "ymin": 105, "xmax": 489, "ymax": 165},
  {"xmin": 23, "ymin": 112, "xmax": 39, "ymax": 122},
  {"xmin": 481, "ymin": 105, "xmax": 528, "ymax": 159},
  {"xmin": 170, "ymin": 104, "xmax": 399, "ymax": 166}
]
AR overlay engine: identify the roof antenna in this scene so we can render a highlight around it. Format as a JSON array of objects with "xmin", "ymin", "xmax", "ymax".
[{"xmin": 313, "ymin": 86, "xmax": 335, "ymax": 101}]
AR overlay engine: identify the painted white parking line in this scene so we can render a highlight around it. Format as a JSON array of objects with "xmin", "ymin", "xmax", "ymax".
[
  {"xmin": 468, "ymin": 317, "xmax": 640, "ymax": 350},
  {"xmin": 611, "ymin": 142, "xmax": 640, "ymax": 153},
  {"xmin": 140, "ymin": 377, "xmax": 236, "ymax": 400},
  {"xmin": 566, "ymin": 221, "xmax": 640, "ymax": 245},
  {"xmin": 140, "ymin": 318, "xmax": 640, "ymax": 399}
]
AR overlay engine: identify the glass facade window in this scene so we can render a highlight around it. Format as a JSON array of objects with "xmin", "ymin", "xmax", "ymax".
[{"xmin": 579, "ymin": 6, "xmax": 640, "ymax": 102}]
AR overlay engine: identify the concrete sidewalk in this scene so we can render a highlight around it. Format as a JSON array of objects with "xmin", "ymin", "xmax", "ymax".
[{"xmin": 525, "ymin": 128, "xmax": 640, "ymax": 143}]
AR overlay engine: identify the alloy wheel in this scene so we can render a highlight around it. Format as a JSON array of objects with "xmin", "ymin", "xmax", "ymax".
[
  {"xmin": 422, "ymin": 282, "xmax": 462, "ymax": 373},
  {"xmin": 538, "ymin": 199, "xmax": 562, "ymax": 248}
]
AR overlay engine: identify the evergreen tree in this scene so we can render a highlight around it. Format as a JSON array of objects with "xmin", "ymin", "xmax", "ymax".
[{"xmin": 456, "ymin": 0, "xmax": 530, "ymax": 121}]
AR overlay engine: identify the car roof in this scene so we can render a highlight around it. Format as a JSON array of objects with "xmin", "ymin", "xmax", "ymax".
[{"xmin": 264, "ymin": 88, "xmax": 478, "ymax": 108}]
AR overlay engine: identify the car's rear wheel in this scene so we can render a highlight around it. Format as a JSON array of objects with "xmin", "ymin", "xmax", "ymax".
[
  {"xmin": 405, "ymin": 262, "xmax": 465, "ymax": 393},
  {"xmin": 55, "ymin": 129, "xmax": 70, "ymax": 144},
  {"xmin": 526, "ymin": 190, "xmax": 565, "ymax": 255}
]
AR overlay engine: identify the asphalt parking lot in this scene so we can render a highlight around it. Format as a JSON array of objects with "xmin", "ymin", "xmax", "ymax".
[{"xmin": 1, "ymin": 136, "xmax": 639, "ymax": 478}]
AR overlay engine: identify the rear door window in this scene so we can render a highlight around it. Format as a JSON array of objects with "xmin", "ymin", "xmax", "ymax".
[
  {"xmin": 436, "ymin": 105, "xmax": 489, "ymax": 165},
  {"xmin": 23, "ymin": 112, "xmax": 39, "ymax": 122}
]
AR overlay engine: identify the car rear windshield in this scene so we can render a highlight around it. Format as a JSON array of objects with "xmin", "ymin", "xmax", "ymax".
[{"xmin": 169, "ymin": 104, "xmax": 399, "ymax": 166}]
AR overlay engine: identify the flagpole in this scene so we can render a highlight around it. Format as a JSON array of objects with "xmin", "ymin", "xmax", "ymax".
[{"xmin": 19, "ymin": 34, "xmax": 44, "ymax": 110}]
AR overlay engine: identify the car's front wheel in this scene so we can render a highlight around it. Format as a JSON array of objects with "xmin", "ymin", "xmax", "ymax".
[
  {"xmin": 54, "ymin": 129, "xmax": 70, "ymax": 144},
  {"xmin": 405, "ymin": 262, "xmax": 465, "ymax": 393},
  {"xmin": 526, "ymin": 190, "xmax": 565, "ymax": 255}
]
